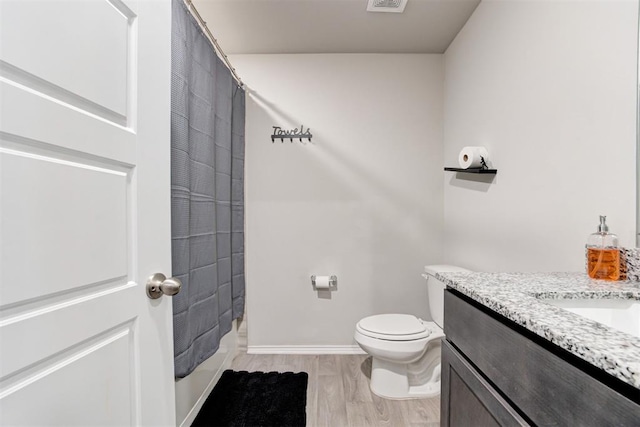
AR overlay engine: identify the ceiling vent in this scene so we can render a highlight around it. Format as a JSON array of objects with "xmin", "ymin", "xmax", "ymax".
[{"xmin": 366, "ymin": 0, "xmax": 408, "ymax": 13}]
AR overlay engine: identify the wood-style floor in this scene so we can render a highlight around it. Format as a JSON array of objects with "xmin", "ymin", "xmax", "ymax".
[{"xmin": 230, "ymin": 353, "xmax": 440, "ymax": 427}]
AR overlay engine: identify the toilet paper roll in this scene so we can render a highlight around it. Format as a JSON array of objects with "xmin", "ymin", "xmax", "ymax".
[
  {"xmin": 458, "ymin": 146, "xmax": 489, "ymax": 169},
  {"xmin": 314, "ymin": 276, "xmax": 331, "ymax": 289}
]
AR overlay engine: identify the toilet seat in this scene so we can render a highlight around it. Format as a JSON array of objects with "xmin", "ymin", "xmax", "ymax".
[{"xmin": 356, "ymin": 314, "xmax": 432, "ymax": 341}]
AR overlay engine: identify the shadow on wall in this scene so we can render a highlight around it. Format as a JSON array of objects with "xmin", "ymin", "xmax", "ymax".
[
  {"xmin": 448, "ymin": 173, "xmax": 496, "ymax": 193},
  {"xmin": 247, "ymin": 86, "xmax": 432, "ymax": 218},
  {"xmin": 247, "ymin": 87, "xmax": 316, "ymax": 147},
  {"xmin": 245, "ymin": 90, "xmax": 356, "ymax": 204},
  {"xmin": 319, "ymin": 136, "xmax": 433, "ymax": 218}
]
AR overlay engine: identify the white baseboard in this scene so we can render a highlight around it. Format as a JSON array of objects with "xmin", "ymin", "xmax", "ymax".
[{"xmin": 247, "ymin": 345, "xmax": 366, "ymax": 355}]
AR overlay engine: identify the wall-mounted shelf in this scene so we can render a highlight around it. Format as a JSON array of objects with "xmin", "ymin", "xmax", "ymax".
[{"xmin": 445, "ymin": 167, "xmax": 497, "ymax": 175}]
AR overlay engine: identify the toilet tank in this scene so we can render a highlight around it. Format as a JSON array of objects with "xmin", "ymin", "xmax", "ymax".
[{"xmin": 424, "ymin": 265, "xmax": 470, "ymax": 328}]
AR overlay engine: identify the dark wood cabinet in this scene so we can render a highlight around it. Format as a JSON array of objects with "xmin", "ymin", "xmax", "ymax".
[
  {"xmin": 441, "ymin": 290, "xmax": 640, "ymax": 426},
  {"xmin": 442, "ymin": 340, "xmax": 528, "ymax": 426}
]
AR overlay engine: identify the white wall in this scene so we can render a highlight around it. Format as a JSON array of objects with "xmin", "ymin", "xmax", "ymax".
[
  {"xmin": 230, "ymin": 54, "xmax": 444, "ymax": 349},
  {"xmin": 443, "ymin": 0, "xmax": 638, "ymax": 272}
]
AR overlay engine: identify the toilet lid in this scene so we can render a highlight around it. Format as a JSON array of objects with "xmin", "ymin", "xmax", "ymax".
[{"xmin": 357, "ymin": 314, "xmax": 430, "ymax": 340}]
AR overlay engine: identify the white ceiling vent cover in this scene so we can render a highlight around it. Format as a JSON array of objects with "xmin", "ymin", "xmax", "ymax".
[{"xmin": 367, "ymin": 0, "xmax": 408, "ymax": 13}]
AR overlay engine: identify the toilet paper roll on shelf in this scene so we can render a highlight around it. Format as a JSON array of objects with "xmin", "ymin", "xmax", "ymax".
[
  {"xmin": 311, "ymin": 275, "xmax": 337, "ymax": 289},
  {"xmin": 458, "ymin": 146, "xmax": 489, "ymax": 169}
]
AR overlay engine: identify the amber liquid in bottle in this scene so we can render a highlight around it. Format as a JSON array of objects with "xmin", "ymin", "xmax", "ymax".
[{"xmin": 587, "ymin": 248, "xmax": 620, "ymax": 281}]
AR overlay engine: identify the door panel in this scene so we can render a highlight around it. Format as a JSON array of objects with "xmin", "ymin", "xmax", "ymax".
[
  {"xmin": 0, "ymin": 85, "xmax": 136, "ymax": 162},
  {"xmin": 0, "ymin": 286, "xmax": 137, "ymax": 378},
  {"xmin": 1, "ymin": 147, "xmax": 129, "ymax": 304},
  {"xmin": 1, "ymin": 323, "xmax": 136, "ymax": 426},
  {"xmin": 0, "ymin": 0, "xmax": 133, "ymax": 122},
  {"xmin": 0, "ymin": 0, "xmax": 174, "ymax": 425}
]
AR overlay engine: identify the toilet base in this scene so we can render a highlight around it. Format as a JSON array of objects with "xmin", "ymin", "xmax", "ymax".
[{"xmin": 369, "ymin": 341, "xmax": 442, "ymax": 400}]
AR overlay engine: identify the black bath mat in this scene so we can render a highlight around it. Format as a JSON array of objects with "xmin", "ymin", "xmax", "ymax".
[{"xmin": 192, "ymin": 370, "xmax": 308, "ymax": 427}]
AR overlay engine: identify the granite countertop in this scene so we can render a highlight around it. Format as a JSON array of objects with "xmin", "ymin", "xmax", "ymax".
[{"xmin": 436, "ymin": 272, "xmax": 640, "ymax": 390}]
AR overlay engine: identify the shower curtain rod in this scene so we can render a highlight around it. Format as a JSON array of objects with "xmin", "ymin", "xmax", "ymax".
[{"xmin": 183, "ymin": 0, "xmax": 244, "ymax": 88}]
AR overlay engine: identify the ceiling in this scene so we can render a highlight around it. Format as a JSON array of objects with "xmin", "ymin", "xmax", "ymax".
[{"xmin": 192, "ymin": 0, "xmax": 482, "ymax": 54}]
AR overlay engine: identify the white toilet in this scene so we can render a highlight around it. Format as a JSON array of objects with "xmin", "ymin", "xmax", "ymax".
[{"xmin": 354, "ymin": 265, "xmax": 470, "ymax": 399}]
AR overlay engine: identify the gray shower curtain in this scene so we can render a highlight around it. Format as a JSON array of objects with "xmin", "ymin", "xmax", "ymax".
[{"xmin": 171, "ymin": 0, "xmax": 245, "ymax": 378}]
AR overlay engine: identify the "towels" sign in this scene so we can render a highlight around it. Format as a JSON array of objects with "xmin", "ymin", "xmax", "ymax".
[{"xmin": 271, "ymin": 125, "xmax": 313, "ymax": 143}]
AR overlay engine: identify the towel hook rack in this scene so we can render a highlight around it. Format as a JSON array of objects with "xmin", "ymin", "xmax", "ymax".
[{"xmin": 271, "ymin": 125, "xmax": 313, "ymax": 143}]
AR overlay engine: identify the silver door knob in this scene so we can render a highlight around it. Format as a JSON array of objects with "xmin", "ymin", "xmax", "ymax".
[{"xmin": 146, "ymin": 273, "xmax": 182, "ymax": 299}]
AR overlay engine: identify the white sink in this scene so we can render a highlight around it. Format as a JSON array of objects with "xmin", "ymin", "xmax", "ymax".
[{"xmin": 543, "ymin": 299, "xmax": 640, "ymax": 339}]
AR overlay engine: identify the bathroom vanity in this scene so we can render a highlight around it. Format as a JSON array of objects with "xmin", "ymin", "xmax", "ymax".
[{"xmin": 437, "ymin": 272, "xmax": 640, "ymax": 426}]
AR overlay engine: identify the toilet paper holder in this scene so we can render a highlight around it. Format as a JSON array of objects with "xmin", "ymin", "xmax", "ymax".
[{"xmin": 310, "ymin": 275, "xmax": 337, "ymax": 287}]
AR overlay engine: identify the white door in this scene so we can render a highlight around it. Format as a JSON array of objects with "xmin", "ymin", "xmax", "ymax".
[{"xmin": 0, "ymin": 0, "xmax": 176, "ymax": 425}]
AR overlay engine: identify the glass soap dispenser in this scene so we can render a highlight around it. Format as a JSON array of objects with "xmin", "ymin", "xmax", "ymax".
[{"xmin": 586, "ymin": 215, "xmax": 620, "ymax": 281}]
